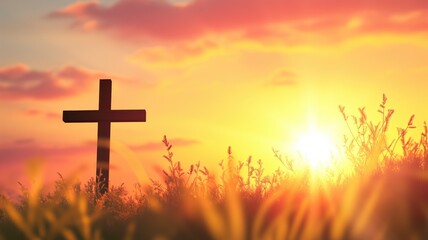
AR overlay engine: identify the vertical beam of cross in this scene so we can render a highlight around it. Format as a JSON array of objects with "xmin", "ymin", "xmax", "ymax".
[
  {"xmin": 97, "ymin": 80, "xmax": 111, "ymax": 193},
  {"xmin": 63, "ymin": 79, "xmax": 146, "ymax": 194}
]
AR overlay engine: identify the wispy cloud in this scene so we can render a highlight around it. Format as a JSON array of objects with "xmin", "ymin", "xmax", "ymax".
[
  {"xmin": 130, "ymin": 40, "xmax": 221, "ymax": 67},
  {"xmin": 267, "ymin": 70, "xmax": 298, "ymax": 87},
  {"xmin": 0, "ymin": 64, "xmax": 104, "ymax": 100},
  {"xmin": 24, "ymin": 109, "xmax": 61, "ymax": 119},
  {"xmin": 51, "ymin": 0, "xmax": 428, "ymax": 42},
  {"xmin": 0, "ymin": 138, "xmax": 198, "ymax": 166},
  {"xmin": 0, "ymin": 141, "xmax": 95, "ymax": 165},
  {"xmin": 14, "ymin": 138, "xmax": 36, "ymax": 145}
]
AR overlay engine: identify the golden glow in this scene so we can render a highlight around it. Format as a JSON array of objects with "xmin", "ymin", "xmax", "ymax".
[
  {"xmin": 294, "ymin": 129, "xmax": 337, "ymax": 174},
  {"xmin": 3, "ymin": 0, "xmax": 428, "ymax": 195}
]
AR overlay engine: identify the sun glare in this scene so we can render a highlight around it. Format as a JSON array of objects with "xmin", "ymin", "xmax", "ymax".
[{"xmin": 294, "ymin": 129, "xmax": 337, "ymax": 173}]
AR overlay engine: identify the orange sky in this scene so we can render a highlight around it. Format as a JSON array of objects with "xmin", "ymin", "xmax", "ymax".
[{"xmin": 1, "ymin": 0, "xmax": 428, "ymax": 197}]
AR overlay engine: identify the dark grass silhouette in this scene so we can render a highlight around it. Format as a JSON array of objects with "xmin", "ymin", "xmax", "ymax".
[{"xmin": 1, "ymin": 95, "xmax": 428, "ymax": 239}]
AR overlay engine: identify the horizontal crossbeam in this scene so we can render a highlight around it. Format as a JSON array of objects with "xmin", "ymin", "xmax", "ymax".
[{"xmin": 63, "ymin": 110, "xmax": 146, "ymax": 122}]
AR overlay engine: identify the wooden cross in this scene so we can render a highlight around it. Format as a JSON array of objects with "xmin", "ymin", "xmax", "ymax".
[{"xmin": 63, "ymin": 79, "xmax": 146, "ymax": 194}]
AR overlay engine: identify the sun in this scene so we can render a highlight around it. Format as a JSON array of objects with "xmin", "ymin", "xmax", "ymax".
[{"xmin": 294, "ymin": 129, "xmax": 337, "ymax": 173}]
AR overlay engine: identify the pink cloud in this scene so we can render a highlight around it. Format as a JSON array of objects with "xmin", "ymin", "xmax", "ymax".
[
  {"xmin": 50, "ymin": 0, "xmax": 428, "ymax": 42},
  {"xmin": 14, "ymin": 138, "xmax": 36, "ymax": 145},
  {"xmin": 0, "ymin": 141, "xmax": 95, "ymax": 165},
  {"xmin": 23, "ymin": 109, "xmax": 61, "ymax": 120},
  {"xmin": 0, "ymin": 64, "xmax": 104, "ymax": 100}
]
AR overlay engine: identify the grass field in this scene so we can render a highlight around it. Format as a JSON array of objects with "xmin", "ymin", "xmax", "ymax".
[{"xmin": 1, "ymin": 96, "xmax": 428, "ymax": 240}]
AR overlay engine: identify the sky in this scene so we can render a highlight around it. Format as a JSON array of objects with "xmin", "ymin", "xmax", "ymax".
[{"xmin": 1, "ymin": 0, "xmax": 428, "ymax": 197}]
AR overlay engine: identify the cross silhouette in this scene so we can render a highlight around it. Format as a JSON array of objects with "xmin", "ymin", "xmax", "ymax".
[{"xmin": 63, "ymin": 79, "xmax": 146, "ymax": 194}]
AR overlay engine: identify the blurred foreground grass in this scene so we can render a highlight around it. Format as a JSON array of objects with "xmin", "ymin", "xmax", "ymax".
[{"xmin": 1, "ymin": 95, "xmax": 428, "ymax": 240}]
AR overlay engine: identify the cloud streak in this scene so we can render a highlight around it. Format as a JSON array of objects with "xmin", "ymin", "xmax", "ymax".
[
  {"xmin": 0, "ymin": 64, "xmax": 103, "ymax": 100},
  {"xmin": 0, "ymin": 141, "xmax": 94, "ymax": 165},
  {"xmin": 24, "ymin": 109, "xmax": 61, "ymax": 119},
  {"xmin": 267, "ymin": 70, "xmax": 298, "ymax": 87},
  {"xmin": 51, "ymin": 0, "xmax": 428, "ymax": 42},
  {"xmin": 130, "ymin": 40, "xmax": 221, "ymax": 67},
  {"xmin": 0, "ymin": 137, "xmax": 199, "ymax": 165}
]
